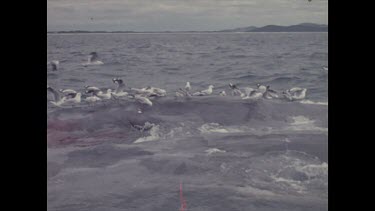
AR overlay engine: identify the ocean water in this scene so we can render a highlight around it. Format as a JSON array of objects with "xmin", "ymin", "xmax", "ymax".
[{"xmin": 47, "ymin": 32, "xmax": 328, "ymax": 211}]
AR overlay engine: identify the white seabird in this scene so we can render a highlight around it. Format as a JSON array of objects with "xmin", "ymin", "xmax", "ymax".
[
  {"xmin": 241, "ymin": 87, "xmax": 263, "ymax": 99},
  {"xmin": 282, "ymin": 87, "xmax": 307, "ymax": 101},
  {"xmin": 146, "ymin": 87, "xmax": 167, "ymax": 97},
  {"xmin": 256, "ymin": 83, "xmax": 268, "ymax": 94},
  {"xmin": 185, "ymin": 82, "xmax": 191, "ymax": 92},
  {"xmin": 111, "ymin": 78, "xmax": 128, "ymax": 98},
  {"xmin": 263, "ymin": 86, "xmax": 280, "ymax": 99},
  {"xmin": 85, "ymin": 86, "xmax": 102, "ymax": 95},
  {"xmin": 85, "ymin": 95, "xmax": 102, "ymax": 103},
  {"xmin": 97, "ymin": 89, "xmax": 113, "ymax": 100},
  {"xmin": 193, "ymin": 85, "xmax": 214, "ymax": 96},
  {"xmin": 228, "ymin": 83, "xmax": 243, "ymax": 96},
  {"xmin": 176, "ymin": 88, "xmax": 192, "ymax": 98},
  {"xmin": 130, "ymin": 87, "xmax": 153, "ymax": 96},
  {"xmin": 59, "ymin": 89, "xmax": 77, "ymax": 98},
  {"xmin": 82, "ymin": 52, "xmax": 104, "ymax": 66},
  {"xmin": 175, "ymin": 91, "xmax": 185, "ymax": 97},
  {"xmin": 49, "ymin": 60, "xmax": 59, "ymax": 71},
  {"xmin": 48, "ymin": 86, "xmax": 81, "ymax": 107},
  {"xmin": 130, "ymin": 86, "xmax": 166, "ymax": 97},
  {"xmin": 219, "ymin": 90, "xmax": 227, "ymax": 96},
  {"xmin": 131, "ymin": 94, "xmax": 153, "ymax": 106}
]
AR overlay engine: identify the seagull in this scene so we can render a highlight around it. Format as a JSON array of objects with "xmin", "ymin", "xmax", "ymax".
[
  {"xmin": 219, "ymin": 90, "xmax": 227, "ymax": 96},
  {"xmin": 129, "ymin": 94, "xmax": 153, "ymax": 106},
  {"xmin": 49, "ymin": 60, "xmax": 59, "ymax": 71},
  {"xmin": 97, "ymin": 89, "xmax": 113, "ymax": 100},
  {"xmin": 85, "ymin": 86, "xmax": 102, "ymax": 95},
  {"xmin": 175, "ymin": 91, "xmax": 185, "ymax": 97},
  {"xmin": 175, "ymin": 88, "xmax": 191, "ymax": 98},
  {"xmin": 241, "ymin": 87, "xmax": 263, "ymax": 99},
  {"xmin": 185, "ymin": 82, "xmax": 191, "ymax": 92},
  {"xmin": 85, "ymin": 95, "xmax": 101, "ymax": 103},
  {"xmin": 82, "ymin": 52, "xmax": 104, "ymax": 66},
  {"xmin": 48, "ymin": 86, "xmax": 81, "ymax": 106},
  {"xmin": 112, "ymin": 78, "xmax": 126, "ymax": 93},
  {"xmin": 145, "ymin": 86, "xmax": 167, "ymax": 97},
  {"xmin": 256, "ymin": 83, "xmax": 268, "ymax": 94},
  {"xmin": 130, "ymin": 87, "xmax": 154, "ymax": 96},
  {"xmin": 193, "ymin": 85, "xmax": 214, "ymax": 96},
  {"xmin": 47, "ymin": 86, "xmax": 63, "ymax": 103},
  {"xmin": 282, "ymin": 87, "xmax": 307, "ymax": 101},
  {"xmin": 59, "ymin": 89, "xmax": 77, "ymax": 98},
  {"xmin": 229, "ymin": 83, "xmax": 243, "ymax": 96},
  {"xmin": 263, "ymin": 86, "xmax": 280, "ymax": 99},
  {"xmin": 322, "ymin": 67, "xmax": 328, "ymax": 71},
  {"xmin": 111, "ymin": 78, "xmax": 128, "ymax": 98}
]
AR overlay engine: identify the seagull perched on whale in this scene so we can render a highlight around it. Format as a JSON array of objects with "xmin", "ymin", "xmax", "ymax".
[
  {"xmin": 47, "ymin": 86, "xmax": 81, "ymax": 107},
  {"xmin": 219, "ymin": 90, "xmax": 227, "ymax": 96},
  {"xmin": 256, "ymin": 84, "xmax": 268, "ymax": 94},
  {"xmin": 128, "ymin": 94, "xmax": 153, "ymax": 106},
  {"xmin": 262, "ymin": 86, "xmax": 280, "ymax": 99},
  {"xmin": 282, "ymin": 87, "xmax": 307, "ymax": 101},
  {"xmin": 185, "ymin": 82, "xmax": 191, "ymax": 92},
  {"xmin": 229, "ymin": 83, "xmax": 243, "ymax": 96},
  {"xmin": 241, "ymin": 87, "xmax": 263, "ymax": 99},
  {"xmin": 193, "ymin": 85, "xmax": 214, "ymax": 96},
  {"xmin": 85, "ymin": 86, "xmax": 102, "ymax": 95},
  {"xmin": 59, "ymin": 89, "xmax": 77, "ymax": 98},
  {"xmin": 111, "ymin": 78, "xmax": 128, "ymax": 98}
]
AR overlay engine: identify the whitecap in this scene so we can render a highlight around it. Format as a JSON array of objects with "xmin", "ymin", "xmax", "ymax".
[
  {"xmin": 300, "ymin": 100, "xmax": 328, "ymax": 106},
  {"xmin": 205, "ymin": 148, "xmax": 226, "ymax": 155},
  {"xmin": 134, "ymin": 125, "xmax": 161, "ymax": 143}
]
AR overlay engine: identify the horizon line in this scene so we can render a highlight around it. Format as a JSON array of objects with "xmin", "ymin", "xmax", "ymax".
[{"xmin": 47, "ymin": 23, "xmax": 328, "ymax": 33}]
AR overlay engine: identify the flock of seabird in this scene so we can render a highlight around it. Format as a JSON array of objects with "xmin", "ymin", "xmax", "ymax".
[
  {"xmin": 48, "ymin": 51, "xmax": 308, "ymax": 109},
  {"xmin": 47, "ymin": 52, "xmax": 104, "ymax": 71},
  {"xmin": 47, "ymin": 77, "xmax": 307, "ymax": 109}
]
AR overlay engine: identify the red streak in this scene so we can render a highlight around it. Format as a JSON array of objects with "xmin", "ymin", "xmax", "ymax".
[{"xmin": 179, "ymin": 182, "xmax": 187, "ymax": 211}]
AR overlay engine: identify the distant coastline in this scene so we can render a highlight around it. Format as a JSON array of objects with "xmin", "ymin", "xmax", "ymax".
[{"xmin": 47, "ymin": 23, "xmax": 327, "ymax": 34}]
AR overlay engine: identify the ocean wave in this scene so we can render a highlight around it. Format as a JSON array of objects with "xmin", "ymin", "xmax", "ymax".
[
  {"xmin": 134, "ymin": 124, "xmax": 161, "ymax": 143},
  {"xmin": 219, "ymin": 150, "xmax": 328, "ymax": 195},
  {"xmin": 285, "ymin": 116, "xmax": 327, "ymax": 132},
  {"xmin": 299, "ymin": 100, "xmax": 328, "ymax": 106},
  {"xmin": 47, "ymin": 98, "xmax": 327, "ymax": 146}
]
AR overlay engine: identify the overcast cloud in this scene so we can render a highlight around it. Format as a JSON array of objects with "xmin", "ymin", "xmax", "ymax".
[{"xmin": 47, "ymin": 0, "xmax": 328, "ymax": 31}]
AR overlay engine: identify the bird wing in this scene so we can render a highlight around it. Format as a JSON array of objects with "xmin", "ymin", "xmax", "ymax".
[{"xmin": 47, "ymin": 87, "xmax": 61, "ymax": 102}]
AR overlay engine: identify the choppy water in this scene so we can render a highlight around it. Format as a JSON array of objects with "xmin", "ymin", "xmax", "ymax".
[{"xmin": 47, "ymin": 32, "xmax": 328, "ymax": 211}]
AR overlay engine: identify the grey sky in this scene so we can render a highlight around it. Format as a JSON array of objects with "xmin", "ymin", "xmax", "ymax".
[{"xmin": 47, "ymin": 0, "xmax": 328, "ymax": 31}]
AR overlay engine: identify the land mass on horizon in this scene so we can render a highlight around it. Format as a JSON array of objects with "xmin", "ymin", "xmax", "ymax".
[{"xmin": 47, "ymin": 23, "xmax": 327, "ymax": 34}]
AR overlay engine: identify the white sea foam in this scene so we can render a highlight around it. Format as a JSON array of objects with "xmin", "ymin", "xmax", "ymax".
[
  {"xmin": 300, "ymin": 100, "xmax": 328, "ymax": 106},
  {"xmin": 205, "ymin": 148, "xmax": 226, "ymax": 155},
  {"xmin": 286, "ymin": 116, "xmax": 328, "ymax": 132},
  {"xmin": 134, "ymin": 125, "xmax": 161, "ymax": 143},
  {"xmin": 198, "ymin": 123, "xmax": 243, "ymax": 134}
]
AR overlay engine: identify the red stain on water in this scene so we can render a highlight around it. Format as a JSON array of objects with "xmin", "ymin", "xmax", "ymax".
[{"xmin": 179, "ymin": 182, "xmax": 187, "ymax": 211}]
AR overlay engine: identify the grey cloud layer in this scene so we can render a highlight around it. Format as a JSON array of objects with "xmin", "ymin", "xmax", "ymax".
[{"xmin": 47, "ymin": 0, "xmax": 328, "ymax": 31}]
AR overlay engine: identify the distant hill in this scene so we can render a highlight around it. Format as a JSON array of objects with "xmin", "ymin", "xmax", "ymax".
[
  {"xmin": 47, "ymin": 23, "xmax": 328, "ymax": 34},
  {"xmin": 221, "ymin": 23, "xmax": 327, "ymax": 32},
  {"xmin": 219, "ymin": 26, "xmax": 258, "ymax": 32}
]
